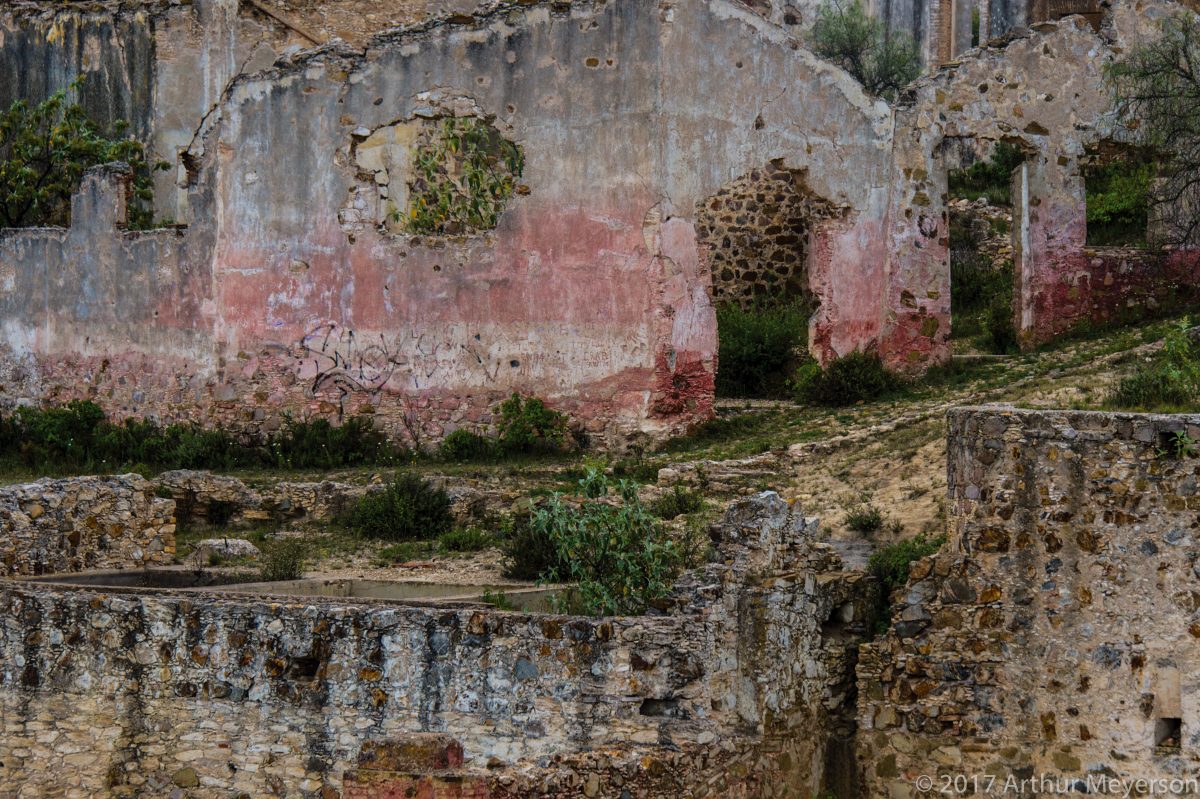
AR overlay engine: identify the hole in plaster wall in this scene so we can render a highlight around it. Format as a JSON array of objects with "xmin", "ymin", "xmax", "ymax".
[
  {"xmin": 1155, "ymin": 717, "xmax": 1182, "ymax": 750},
  {"xmin": 640, "ymin": 698, "xmax": 687, "ymax": 718},
  {"xmin": 341, "ymin": 111, "xmax": 526, "ymax": 239}
]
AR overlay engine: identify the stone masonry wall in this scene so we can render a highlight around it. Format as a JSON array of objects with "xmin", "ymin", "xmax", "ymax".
[
  {"xmin": 697, "ymin": 163, "xmax": 838, "ymax": 309},
  {"xmin": 858, "ymin": 406, "xmax": 1200, "ymax": 797},
  {"xmin": 0, "ymin": 492, "xmax": 877, "ymax": 799},
  {"xmin": 0, "ymin": 474, "xmax": 175, "ymax": 576}
]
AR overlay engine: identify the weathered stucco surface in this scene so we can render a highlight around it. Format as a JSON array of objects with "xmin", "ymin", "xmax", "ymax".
[
  {"xmin": 0, "ymin": 0, "xmax": 907, "ymax": 445},
  {"xmin": 859, "ymin": 406, "xmax": 1200, "ymax": 795},
  {"xmin": 0, "ymin": 492, "xmax": 876, "ymax": 798}
]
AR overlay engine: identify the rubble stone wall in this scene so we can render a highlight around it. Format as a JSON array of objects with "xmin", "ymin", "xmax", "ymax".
[
  {"xmin": 858, "ymin": 406, "xmax": 1200, "ymax": 796},
  {"xmin": 0, "ymin": 492, "xmax": 877, "ymax": 799},
  {"xmin": 0, "ymin": 473, "xmax": 175, "ymax": 576}
]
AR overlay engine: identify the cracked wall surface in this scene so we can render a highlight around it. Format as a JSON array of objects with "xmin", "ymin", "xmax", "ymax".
[{"xmin": 859, "ymin": 406, "xmax": 1200, "ymax": 796}]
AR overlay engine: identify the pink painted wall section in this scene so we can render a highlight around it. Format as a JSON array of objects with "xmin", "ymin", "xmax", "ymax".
[
  {"xmin": 1016, "ymin": 172, "xmax": 1200, "ymax": 346},
  {"xmin": 808, "ymin": 218, "xmax": 892, "ymax": 365}
]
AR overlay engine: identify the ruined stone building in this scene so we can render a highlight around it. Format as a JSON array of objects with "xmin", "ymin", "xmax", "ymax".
[{"xmin": 0, "ymin": 0, "xmax": 1197, "ymax": 444}]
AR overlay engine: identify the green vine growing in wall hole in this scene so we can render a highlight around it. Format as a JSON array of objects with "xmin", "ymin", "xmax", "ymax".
[{"xmin": 400, "ymin": 117, "xmax": 525, "ymax": 235}]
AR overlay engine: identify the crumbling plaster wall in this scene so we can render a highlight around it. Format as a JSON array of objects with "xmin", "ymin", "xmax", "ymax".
[
  {"xmin": 0, "ymin": 492, "xmax": 877, "ymax": 799},
  {"xmin": 0, "ymin": 0, "xmax": 906, "ymax": 445},
  {"xmin": 859, "ymin": 405, "xmax": 1200, "ymax": 795},
  {"xmin": 894, "ymin": 2, "xmax": 1200, "ymax": 353}
]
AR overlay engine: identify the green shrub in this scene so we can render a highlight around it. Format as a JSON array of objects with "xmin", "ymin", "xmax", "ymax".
[
  {"xmin": 1085, "ymin": 159, "xmax": 1154, "ymax": 247},
  {"xmin": 259, "ymin": 539, "xmax": 307, "ymax": 582},
  {"xmin": 267, "ymin": 416, "xmax": 405, "ymax": 469},
  {"xmin": 501, "ymin": 510, "xmax": 569, "ymax": 581},
  {"xmin": 438, "ymin": 527, "xmax": 494, "ymax": 553},
  {"xmin": 533, "ymin": 477, "xmax": 682, "ymax": 616},
  {"xmin": 716, "ymin": 302, "xmax": 810, "ymax": 398},
  {"xmin": 868, "ymin": 534, "xmax": 946, "ymax": 595},
  {"xmin": 439, "ymin": 429, "xmax": 495, "ymax": 462},
  {"xmin": 1110, "ymin": 322, "xmax": 1200, "ymax": 411},
  {"xmin": 495, "ymin": 393, "xmax": 568, "ymax": 455},
  {"xmin": 844, "ymin": 502, "xmax": 885, "ymax": 534},
  {"xmin": 650, "ymin": 484, "xmax": 704, "ymax": 520},
  {"xmin": 794, "ymin": 351, "xmax": 902, "ymax": 406},
  {"xmin": 809, "ymin": 0, "xmax": 922, "ymax": 100},
  {"xmin": 340, "ymin": 475, "xmax": 454, "ymax": 541}
]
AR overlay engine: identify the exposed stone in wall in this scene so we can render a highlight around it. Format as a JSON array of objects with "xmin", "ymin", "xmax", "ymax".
[
  {"xmin": 698, "ymin": 162, "xmax": 838, "ymax": 309},
  {"xmin": 0, "ymin": 474, "xmax": 175, "ymax": 576},
  {"xmin": 858, "ymin": 406, "xmax": 1200, "ymax": 796},
  {"xmin": 0, "ymin": 491, "xmax": 877, "ymax": 798}
]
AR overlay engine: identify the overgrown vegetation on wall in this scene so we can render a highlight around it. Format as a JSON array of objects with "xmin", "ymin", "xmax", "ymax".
[
  {"xmin": 1108, "ymin": 14, "xmax": 1200, "ymax": 247},
  {"xmin": 716, "ymin": 302, "xmax": 810, "ymax": 398},
  {"xmin": 404, "ymin": 117, "xmax": 525, "ymax": 235},
  {"xmin": 439, "ymin": 393, "xmax": 570, "ymax": 461},
  {"xmin": 0, "ymin": 86, "xmax": 166, "ymax": 229},
  {"xmin": 809, "ymin": 0, "xmax": 922, "ymax": 100}
]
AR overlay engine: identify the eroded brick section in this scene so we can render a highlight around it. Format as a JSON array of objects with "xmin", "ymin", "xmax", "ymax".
[
  {"xmin": 858, "ymin": 407, "xmax": 1200, "ymax": 795},
  {"xmin": 0, "ymin": 492, "xmax": 877, "ymax": 798},
  {"xmin": 0, "ymin": 474, "xmax": 175, "ymax": 576}
]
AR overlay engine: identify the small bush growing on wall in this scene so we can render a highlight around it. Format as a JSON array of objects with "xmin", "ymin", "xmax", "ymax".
[
  {"xmin": 404, "ymin": 117, "xmax": 525, "ymax": 235},
  {"xmin": 0, "ymin": 84, "xmax": 167, "ymax": 229},
  {"xmin": 339, "ymin": 474, "xmax": 454, "ymax": 542},
  {"xmin": 716, "ymin": 301, "xmax": 810, "ymax": 399},
  {"xmin": 809, "ymin": 0, "xmax": 922, "ymax": 100}
]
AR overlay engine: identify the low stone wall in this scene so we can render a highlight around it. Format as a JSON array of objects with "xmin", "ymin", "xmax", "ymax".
[
  {"xmin": 858, "ymin": 406, "xmax": 1200, "ymax": 795},
  {"xmin": 0, "ymin": 474, "xmax": 175, "ymax": 575},
  {"xmin": 0, "ymin": 492, "xmax": 876, "ymax": 798}
]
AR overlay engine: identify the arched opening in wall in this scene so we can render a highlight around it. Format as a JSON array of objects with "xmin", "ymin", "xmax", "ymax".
[
  {"xmin": 1082, "ymin": 141, "xmax": 1155, "ymax": 248},
  {"xmin": 696, "ymin": 161, "xmax": 839, "ymax": 399},
  {"xmin": 945, "ymin": 136, "xmax": 1023, "ymax": 355},
  {"xmin": 1028, "ymin": 0, "xmax": 1107, "ymax": 32}
]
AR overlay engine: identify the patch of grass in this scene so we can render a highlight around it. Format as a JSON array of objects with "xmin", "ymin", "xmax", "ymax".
[
  {"xmin": 868, "ymin": 534, "xmax": 946, "ymax": 595},
  {"xmin": 1108, "ymin": 321, "xmax": 1200, "ymax": 412},
  {"xmin": 715, "ymin": 301, "xmax": 810, "ymax": 399},
  {"xmin": 339, "ymin": 474, "xmax": 453, "ymax": 541},
  {"xmin": 438, "ymin": 526, "xmax": 494, "ymax": 553},
  {"xmin": 374, "ymin": 540, "xmax": 436, "ymax": 566}
]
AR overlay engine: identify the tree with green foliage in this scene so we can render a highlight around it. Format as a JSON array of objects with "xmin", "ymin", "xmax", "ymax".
[
  {"xmin": 809, "ymin": 0, "xmax": 922, "ymax": 100},
  {"xmin": 0, "ymin": 84, "xmax": 166, "ymax": 229},
  {"xmin": 1107, "ymin": 14, "xmax": 1200, "ymax": 247}
]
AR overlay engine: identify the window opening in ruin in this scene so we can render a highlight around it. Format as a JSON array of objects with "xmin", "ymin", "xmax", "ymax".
[
  {"xmin": 696, "ymin": 163, "xmax": 837, "ymax": 399},
  {"xmin": 1154, "ymin": 717, "xmax": 1182, "ymax": 751},
  {"xmin": 946, "ymin": 139, "xmax": 1021, "ymax": 355},
  {"xmin": 1083, "ymin": 143, "xmax": 1155, "ymax": 248},
  {"xmin": 344, "ymin": 114, "xmax": 525, "ymax": 238},
  {"xmin": 971, "ymin": 8, "xmax": 981, "ymax": 47}
]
